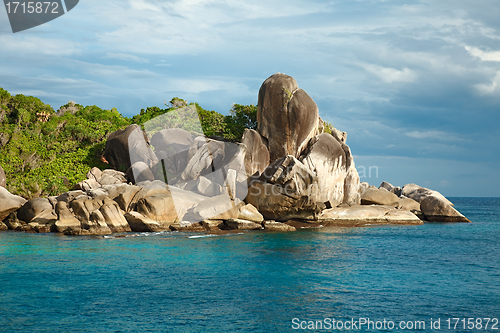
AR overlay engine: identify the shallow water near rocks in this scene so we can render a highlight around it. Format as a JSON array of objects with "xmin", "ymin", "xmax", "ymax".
[{"xmin": 1, "ymin": 198, "xmax": 499, "ymax": 332}]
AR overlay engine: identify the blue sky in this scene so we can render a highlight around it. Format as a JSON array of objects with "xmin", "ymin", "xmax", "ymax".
[{"xmin": 1, "ymin": 0, "xmax": 499, "ymax": 196}]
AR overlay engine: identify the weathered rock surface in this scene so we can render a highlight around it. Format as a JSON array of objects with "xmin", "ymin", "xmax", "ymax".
[
  {"xmin": 136, "ymin": 193, "xmax": 178, "ymax": 227},
  {"xmin": 125, "ymin": 211, "xmax": 166, "ymax": 232},
  {"xmin": 74, "ymin": 178, "xmax": 100, "ymax": 191},
  {"xmin": 17, "ymin": 198, "xmax": 57, "ymax": 224},
  {"xmin": 54, "ymin": 201, "xmax": 81, "ymax": 234},
  {"xmin": 241, "ymin": 128, "xmax": 270, "ymax": 176},
  {"xmin": 100, "ymin": 198, "xmax": 131, "ymax": 232},
  {"xmin": 420, "ymin": 196, "xmax": 470, "ymax": 222},
  {"xmin": 319, "ymin": 205, "xmax": 422, "ymax": 226},
  {"xmin": 257, "ymin": 73, "xmax": 319, "ymax": 162},
  {"xmin": 238, "ymin": 203, "xmax": 263, "ymax": 222},
  {"xmin": 0, "ymin": 186, "xmax": 27, "ymax": 221},
  {"xmin": 300, "ymin": 134, "xmax": 353, "ymax": 207},
  {"xmin": 84, "ymin": 210, "xmax": 112, "ymax": 235},
  {"xmin": 402, "ymin": 183, "xmax": 453, "ymax": 206},
  {"xmin": 0, "ymin": 164, "xmax": 5, "ymax": 188},
  {"xmin": 104, "ymin": 124, "xmax": 158, "ymax": 172},
  {"xmin": 169, "ymin": 222, "xmax": 206, "ymax": 232},
  {"xmin": 262, "ymin": 221, "xmax": 297, "ymax": 232},
  {"xmin": 126, "ymin": 161, "xmax": 155, "ymax": 184},
  {"xmin": 246, "ymin": 180, "xmax": 323, "ymax": 221},
  {"xmin": 361, "ymin": 187, "xmax": 399, "ymax": 206},
  {"xmin": 398, "ymin": 197, "xmax": 421, "ymax": 211},
  {"xmin": 223, "ymin": 218, "xmax": 263, "ymax": 230},
  {"xmin": 379, "ymin": 181, "xmax": 402, "ymax": 197}
]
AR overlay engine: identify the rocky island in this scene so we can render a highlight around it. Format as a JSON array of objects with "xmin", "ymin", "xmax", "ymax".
[{"xmin": 0, "ymin": 73, "xmax": 470, "ymax": 235}]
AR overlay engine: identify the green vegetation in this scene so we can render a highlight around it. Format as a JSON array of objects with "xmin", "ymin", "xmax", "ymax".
[{"xmin": 0, "ymin": 88, "xmax": 257, "ymax": 198}]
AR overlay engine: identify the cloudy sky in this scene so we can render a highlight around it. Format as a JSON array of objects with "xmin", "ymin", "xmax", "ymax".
[{"xmin": 1, "ymin": 0, "xmax": 499, "ymax": 196}]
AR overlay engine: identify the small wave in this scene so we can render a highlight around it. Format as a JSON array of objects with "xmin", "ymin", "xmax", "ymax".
[{"xmin": 188, "ymin": 234, "xmax": 218, "ymax": 239}]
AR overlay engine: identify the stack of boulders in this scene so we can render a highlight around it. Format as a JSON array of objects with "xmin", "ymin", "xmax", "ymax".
[{"xmin": 0, "ymin": 73, "xmax": 470, "ymax": 235}]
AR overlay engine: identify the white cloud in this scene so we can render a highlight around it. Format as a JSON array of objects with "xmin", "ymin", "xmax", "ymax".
[
  {"xmin": 465, "ymin": 46, "xmax": 500, "ymax": 61},
  {"xmin": 406, "ymin": 130, "xmax": 464, "ymax": 142},
  {"xmin": 359, "ymin": 63, "xmax": 417, "ymax": 83},
  {"xmin": 106, "ymin": 53, "xmax": 149, "ymax": 63},
  {"xmin": 475, "ymin": 71, "xmax": 500, "ymax": 95}
]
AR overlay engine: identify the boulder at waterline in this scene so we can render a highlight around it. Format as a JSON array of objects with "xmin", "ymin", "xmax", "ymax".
[
  {"xmin": 262, "ymin": 221, "xmax": 297, "ymax": 232},
  {"xmin": 319, "ymin": 205, "xmax": 422, "ymax": 226},
  {"xmin": 420, "ymin": 196, "xmax": 470, "ymax": 222},
  {"xmin": 124, "ymin": 211, "xmax": 167, "ymax": 232},
  {"xmin": 100, "ymin": 198, "xmax": 131, "ymax": 232},
  {"xmin": 402, "ymin": 183, "xmax": 453, "ymax": 205},
  {"xmin": 54, "ymin": 201, "xmax": 81, "ymax": 234},
  {"xmin": 169, "ymin": 222, "xmax": 206, "ymax": 232},
  {"xmin": 17, "ymin": 198, "xmax": 57, "ymax": 225},
  {"xmin": 257, "ymin": 73, "xmax": 319, "ymax": 162},
  {"xmin": 136, "ymin": 193, "xmax": 179, "ymax": 228},
  {"xmin": 237, "ymin": 203, "xmax": 263, "ymax": 222},
  {"xmin": 223, "ymin": 218, "xmax": 263, "ymax": 230},
  {"xmin": 0, "ymin": 186, "xmax": 27, "ymax": 221},
  {"xmin": 245, "ymin": 180, "xmax": 324, "ymax": 221}
]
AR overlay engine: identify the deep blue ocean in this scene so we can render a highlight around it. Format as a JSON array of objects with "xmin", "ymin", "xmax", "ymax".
[{"xmin": 1, "ymin": 198, "xmax": 499, "ymax": 332}]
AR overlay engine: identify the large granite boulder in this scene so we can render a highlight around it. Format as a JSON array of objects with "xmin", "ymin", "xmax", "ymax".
[
  {"xmin": 223, "ymin": 218, "xmax": 262, "ymax": 231},
  {"xmin": 300, "ymin": 134, "xmax": 356, "ymax": 207},
  {"xmin": 17, "ymin": 198, "xmax": 57, "ymax": 225},
  {"xmin": 150, "ymin": 128, "xmax": 194, "ymax": 179},
  {"xmin": 0, "ymin": 187, "xmax": 27, "ymax": 221},
  {"xmin": 124, "ymin": 211, "xmax": 167, "ymax": 232},
  {"xmin": 238, "ymin": 203, "xmax": 263, "ymax": 222},
  {"xmin": 246, "ymin": 180, "xmax": 324, "ymax": 221},
  {"xmin": 100, "ymin": 198, "xmax": 131, "ymax": 232},
  {"xmin": 136, "ymin": 193, "xmax": 179, "ymax": 227},
  {"xmin": 402, "ymin": 183, "xmax": 453, "ymax": 205},
  {"xmin": 420, "ymin": 196, "xmax": 470, "ymax": 222},
  {"xmin": 257, "ymin": 73, "xmax": 319, "ymax": 162},
  {"xmin": 54, "ymin": 201, "xmax": 81, "ymax": 234},
  {"xmin": 0, "ymin": 164, "xmax": 5, "ymax": 188},
  {"xmin": 361, "ymin": 187, "xmax": 399, "ymax": 206},
  {"xmin": 241, "ymin": 129, "xmax": 270, "ymax": 176},
  {"xmin": 84, "ymin": 210, "xmax": 112, "ymax": 235},
  {"xmin": 319, "ymin": 205, "xmax": 422, "ymax": 226},
  {"xmin": 104, "ymin": 124, "xmax": 158, "ymax": 172}
]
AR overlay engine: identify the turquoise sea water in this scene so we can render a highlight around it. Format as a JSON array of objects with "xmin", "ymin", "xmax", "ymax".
[{"xmin": 0, "ymin": 197, "xmax": 499, "ymax": 332}]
